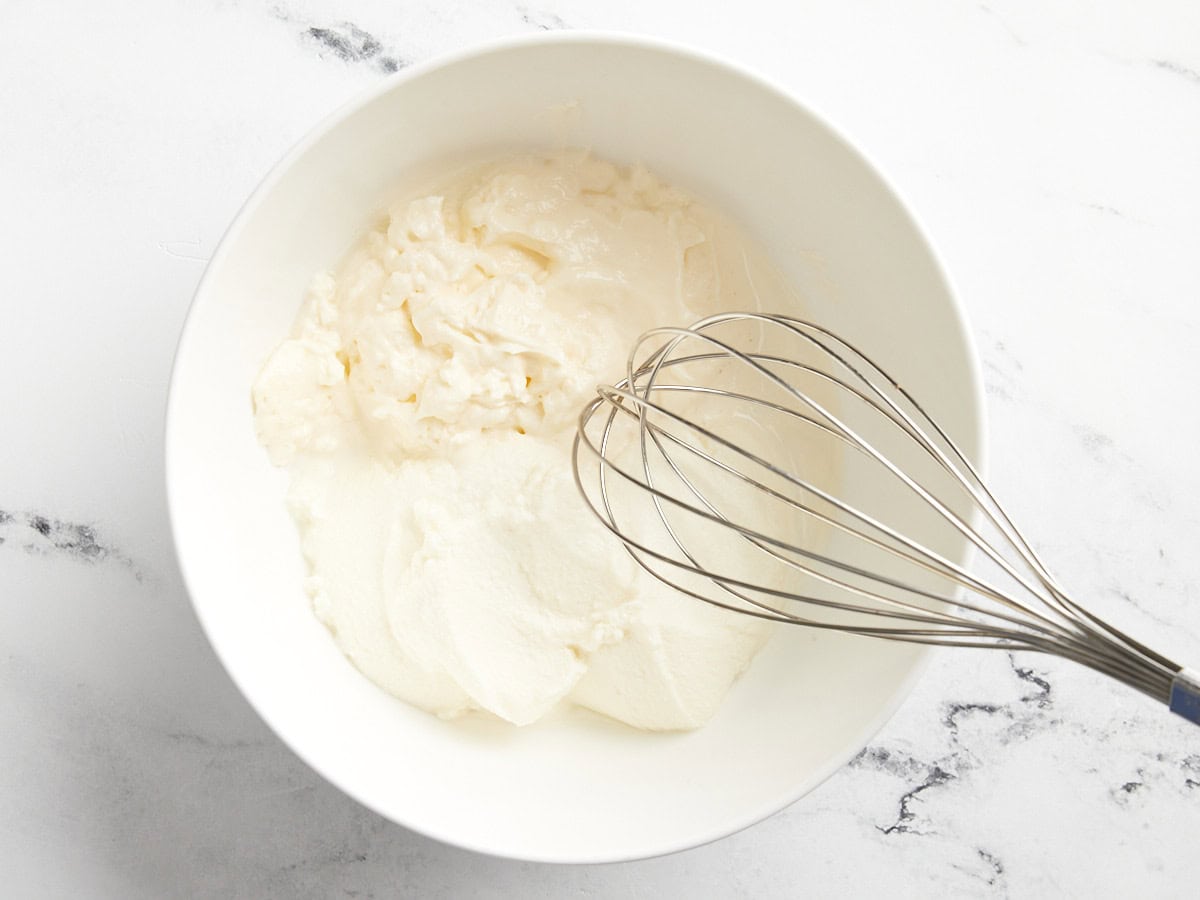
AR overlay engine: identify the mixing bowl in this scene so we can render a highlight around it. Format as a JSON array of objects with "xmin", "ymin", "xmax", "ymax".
[{"xmin": 165, "ymin": 32, "xmax": 984, "ymax": 862}]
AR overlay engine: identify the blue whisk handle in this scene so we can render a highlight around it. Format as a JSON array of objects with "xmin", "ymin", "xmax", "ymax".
[{"xmin": 1169, "ymin": 668, "xmax": 1200, "ymax": 725}]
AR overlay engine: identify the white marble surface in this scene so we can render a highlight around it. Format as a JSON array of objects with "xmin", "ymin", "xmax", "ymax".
[{"xmin": 3, "ymin": 1, "xmax": 1199, "ymax": 896}]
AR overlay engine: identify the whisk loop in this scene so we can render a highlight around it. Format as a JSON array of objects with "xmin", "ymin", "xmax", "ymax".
[{"xmin": 572, "ymin": 312, "xmax": 1199, "ymax": 725}]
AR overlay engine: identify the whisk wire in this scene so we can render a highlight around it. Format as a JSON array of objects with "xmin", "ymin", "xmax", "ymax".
[{"xmin": 573, "ymin": 313, "xmax": 1196, "ymax": 721}]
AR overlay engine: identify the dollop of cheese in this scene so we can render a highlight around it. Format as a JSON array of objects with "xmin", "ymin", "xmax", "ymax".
[{"xmin": 253, "ymin": 152, "xmax": 772, "ymax": 729}]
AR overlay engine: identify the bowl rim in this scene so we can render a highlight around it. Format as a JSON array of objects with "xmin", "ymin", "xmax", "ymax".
[{"xmin": 165, "ymin": 29, "xmax": 987, "ymax": 864}]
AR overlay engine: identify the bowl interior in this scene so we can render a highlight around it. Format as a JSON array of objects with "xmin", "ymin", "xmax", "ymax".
[{"xmin": 166, "ymin": 35, "xmax": 983, "ymax": 863}]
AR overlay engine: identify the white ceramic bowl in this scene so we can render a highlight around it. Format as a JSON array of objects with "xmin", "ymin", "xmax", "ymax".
[{"xmin": 166, "ymin": 33, "xmax": 984, "ymax": 863}]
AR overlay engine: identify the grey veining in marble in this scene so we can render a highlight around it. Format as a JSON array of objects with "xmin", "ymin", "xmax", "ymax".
[{"xmin": 2, "ymin": 0, "xmax": 1198, "ymax": 897}]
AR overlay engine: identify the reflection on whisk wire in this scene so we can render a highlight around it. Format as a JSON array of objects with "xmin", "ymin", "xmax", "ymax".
[{"xmin": 572, "ymin": 312, "xmax": 1200, "ymax": 726}]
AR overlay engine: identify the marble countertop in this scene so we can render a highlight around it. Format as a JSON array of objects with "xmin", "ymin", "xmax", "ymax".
[{"xmin": 3, "ymin": 1, "xmax": 1198, "ymax": 896}]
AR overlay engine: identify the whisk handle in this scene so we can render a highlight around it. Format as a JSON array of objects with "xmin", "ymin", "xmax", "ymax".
[{"xmin": 1169, "ymin": 669, "xmax": 1200, "ymax": 725}]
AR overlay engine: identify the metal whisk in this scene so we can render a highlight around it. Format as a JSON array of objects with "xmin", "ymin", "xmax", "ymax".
[{"xmin": 571, "ymin": 312, "xmax": 1199, "ymax": 725}]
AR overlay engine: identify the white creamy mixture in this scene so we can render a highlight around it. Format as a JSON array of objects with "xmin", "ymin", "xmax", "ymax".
[{"xmin": 253, "ymin": 152, "xmax": 781, "ymax": 729}]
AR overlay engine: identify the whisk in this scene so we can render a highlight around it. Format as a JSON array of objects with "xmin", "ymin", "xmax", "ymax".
[{"xmin": 571, "ymin": 312, "xmax": 1199, "ymax": 726}]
